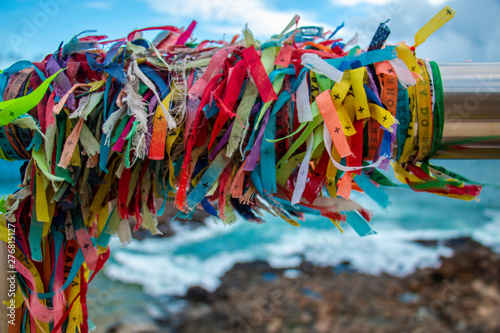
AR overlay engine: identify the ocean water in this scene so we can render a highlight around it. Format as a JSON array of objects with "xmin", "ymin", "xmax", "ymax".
[
  {"xmin": 1, "ymin": 159, "xmax": 500, "ymax": 325},
  {"xmin": 0, "ymin": 160, "xmax": 25, "ymax": 195},
  {"xmin": 101, "ymin": 159, "xmax": 500, "ymax": 297}
]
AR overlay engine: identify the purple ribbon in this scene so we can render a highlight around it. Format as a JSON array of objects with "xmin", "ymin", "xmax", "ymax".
[{"xmin": 244, "ymin": 108, "xmax": 270, "ymax": 171}]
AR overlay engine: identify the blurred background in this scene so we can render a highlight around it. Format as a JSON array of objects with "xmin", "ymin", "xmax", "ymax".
[{"xmin": 1, "ymin": 0, "xmax": 500, "ymax": 332}]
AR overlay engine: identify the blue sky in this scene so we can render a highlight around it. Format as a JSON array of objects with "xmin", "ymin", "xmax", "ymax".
[{"xmin": 0, "ymin": 0, "xmax": 498, "ymax": 69}]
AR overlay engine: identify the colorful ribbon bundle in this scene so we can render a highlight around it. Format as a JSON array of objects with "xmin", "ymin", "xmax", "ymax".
[{"xmin": 0, "ymin": 5, "xmax": 483, "ymax": 332}]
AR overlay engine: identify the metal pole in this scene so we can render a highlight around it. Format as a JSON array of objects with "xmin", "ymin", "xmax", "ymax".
[{"xmin": 436, "ymin": 62, "xmax": 500, "ymax": 159}]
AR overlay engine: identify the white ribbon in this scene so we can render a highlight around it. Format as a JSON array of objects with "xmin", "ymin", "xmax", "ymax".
[
  {"xmin": 292, "ymin": 132, "xmax": 314, "ymax": 205},
  {"xmin": 323, "ymin": 122, "xmax": 387, "ymax": 172},
  {"xmin": 388, "ymin": 58, "xmax": 417, "ymax": 88},
  {"xmin": 301, "ymin": 53, "xmax": 344, "ymax": 83},
  {"xmin": 296, "ymin": 75, "xmax": 313, "ymax": 123}
]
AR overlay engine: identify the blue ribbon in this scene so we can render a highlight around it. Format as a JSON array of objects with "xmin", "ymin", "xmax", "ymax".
[
  {"xmin": 262, "ymin": 26, "xmax": 324, "ymax": 49},
  {"xmin": 185, "ymin": 152, "xmax": 229, "ymax": 212},
  {"xmin": 250, "ymin": 167, "xmax": 320, "ymax": 216},
  {"xmin": 355, "ymin": 172, "xmax": 390, "ymax": 208},
  {"xmin": 325, "ymin": 46, "xmax": 397, "ymax": 69},
  {"xmin": 139, "ymin": 64, "xmax": 169, "ymax": 98},
  {"xmin": 203, "ymin": 103, "xmax": 219, "ymax": 119},
  {"xmin": 346, "ymin": 211, "xmax": 377, "ymax": 237},
  {"xmin": 86, "ymin": 47, "xmax": 126, "ymax": 84},
  {"xmin": 396, "ymin": 82, "xmax": 410, "ymax": 160},
  {"xmin": 364, "ymin": 84, "xmax": 383, "ymax": 107},
  {"xmin": 201, "ymin": 197, "xmax": 218, "ymax": 217},
  {"xmin": 368, "ymin": 21, "xmax": 391, "ymax": 52},
  {"xmin": 327, "ymin": 21, "xmax": 345, "ymax": 40},
  {"xmin": 260, "ymin": 90, "xmax": 291, "ymax": 194}
]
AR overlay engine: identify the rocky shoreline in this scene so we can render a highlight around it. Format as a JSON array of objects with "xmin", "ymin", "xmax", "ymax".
[{"xmin": 101, "ymin": 237, "xmax": 500, "ymax": 333}]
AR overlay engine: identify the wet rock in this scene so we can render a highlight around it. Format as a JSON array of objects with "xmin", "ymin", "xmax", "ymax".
[
  {"xmin": 414, "ymin": 239, "xmax": 439, "ymax": 248},
  {"xmin": 184, "ymin": 286, "xmax": 211, "ymax": 303},
  {"xmin": 168, "ymin": 237, "xmax": 500, "ymax": 333},
  {"xmin": 108, "ymin": 237, "xmax": 500, "ymax": 333}
]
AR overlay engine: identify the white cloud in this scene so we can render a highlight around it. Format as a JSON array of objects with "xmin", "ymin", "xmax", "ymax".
[
  {"xmin": 337, "ymin": 0, "xmax": 500, "ymax": 62},
  {"xmin": 85, "ymin": 1, "xmax": 114, "ymax": 10},
  {"xmin": 332, "ymin": 0, "xmax": 393, "ymax": 5},
  {"xmin": 331, "ymin": 0, "xmax": 449, "ymax": 6},
  {"xmin": 135, "ymin": 0, "xmax": 335, "ymax": 39}
]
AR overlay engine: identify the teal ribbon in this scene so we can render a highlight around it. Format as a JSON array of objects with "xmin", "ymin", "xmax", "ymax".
[
  {"xmin": 325, "ymin": 46, "xmax": 397, "ymax": 69},
  {"xmin": 262, "ymin": 26, "xmax": 324, "ymax": 49},
  {"xmin": 261, "ymin": 90, "xmax": 291, "ymax": 194},
  {"xmin": 185, "ymin": 152, "xmax": 229, "ymax": 212},
  {"xmin": 346, "ymin": 211, "xmax": 377, "ymax": 237},
  {"xmin": 250, "ymin": 167, "xmax": 320, "ymax": 216},
  {"xmin": 396, "ymin": 82, "xmax": 410, "ymax": 160},
  {"xmin": 355, "ymin": 172, "xmax": 390, "ymax": 208}
]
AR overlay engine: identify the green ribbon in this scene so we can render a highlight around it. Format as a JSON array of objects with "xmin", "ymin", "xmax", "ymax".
[
  {"xmin": 0, "ymin": 69, "xmax": 63, "ymax": 126},
  {"xmin": 428, "ymin": 61, "xmax": 444, "ymax": 159}
]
